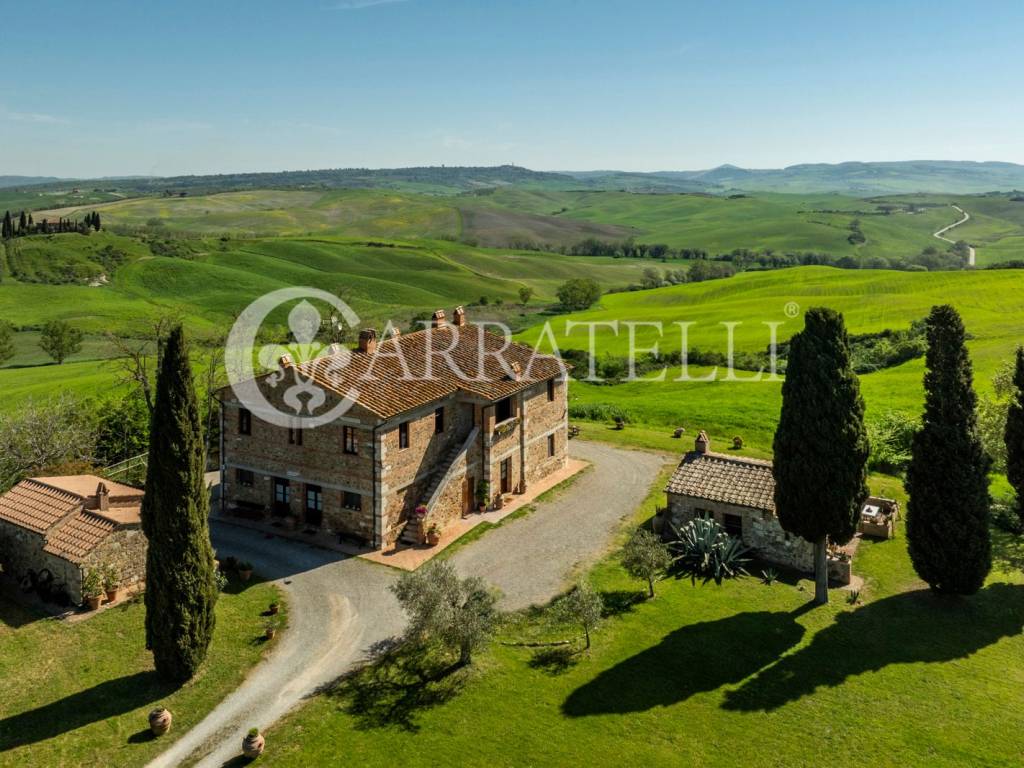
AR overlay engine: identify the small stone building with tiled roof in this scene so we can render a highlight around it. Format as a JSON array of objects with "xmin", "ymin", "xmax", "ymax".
[
  {"xmin": 219, "ymin": 307, "xmax": 569, "ymax": 549},
  {"xmin": 665, "ymin": 432, "xmax": 850, "ymax": 583},
  {"xmin": 0, "ymin": 476, "xmax": 147, "ymax": 604}
]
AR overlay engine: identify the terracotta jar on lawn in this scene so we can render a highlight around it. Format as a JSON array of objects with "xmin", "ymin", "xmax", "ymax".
[
  {"xmin": 242, "ymin": 728, "xmax": 265, "ymax": 759},
  {"xmin": 149, "ymin": 707, "xmax": 173, "ymax": 736}
]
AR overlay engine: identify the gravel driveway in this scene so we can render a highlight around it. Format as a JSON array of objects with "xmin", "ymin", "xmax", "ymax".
[
  {"xmin": 148, "ymin": 440, "xmax": 662, "ymax": 767},
  {"xmin": 451, "ymin": 440, "xmax": 664, "ymax": 609}
]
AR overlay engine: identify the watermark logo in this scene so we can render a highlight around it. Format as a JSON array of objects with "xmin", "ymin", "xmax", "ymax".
[{"xmin": 225, "ymin": 287, "xmax": 361, "ymax": 428}]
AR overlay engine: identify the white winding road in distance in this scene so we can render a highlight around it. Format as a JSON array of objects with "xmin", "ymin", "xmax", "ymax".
[{"xmin": 932, "ymin": 204, "xmax": 975, "ymax": 266}]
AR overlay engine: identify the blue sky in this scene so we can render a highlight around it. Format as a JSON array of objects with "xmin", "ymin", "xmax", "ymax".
[{"xmin": 2, "ymin": 0, "xmax": 1023, "ymax": 177}]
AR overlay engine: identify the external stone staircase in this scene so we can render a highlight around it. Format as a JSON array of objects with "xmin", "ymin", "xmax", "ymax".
[{"xmin": 400, "ymin": 427, "xmax": 479, "ymax": 545}]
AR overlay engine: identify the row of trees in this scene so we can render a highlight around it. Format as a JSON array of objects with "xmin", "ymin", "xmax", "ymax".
[
  {"xmin": 1, "ymin": 209, "xmax": 100, "ymax": 239},
  {"xmin": 774, "ymin": 304, "xmax": 1021, "ymax": 603},
  {"xmin": 0, "ymin": 320, "xmax": 86, "ymax": 366}
]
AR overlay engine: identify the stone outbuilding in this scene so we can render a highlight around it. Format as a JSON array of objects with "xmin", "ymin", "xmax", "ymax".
[
  {"xmin": 665, "ymin": 431, "xmax": 851, "ymax": 584},
  {"xmin": 0, "ymin": 476, "xmax": 147, "ymax": 604}
]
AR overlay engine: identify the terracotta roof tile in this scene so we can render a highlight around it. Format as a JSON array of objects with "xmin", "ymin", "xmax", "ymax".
[
  {"xmin": 42, "ymin": 511, "xmax": 116, "ymax": 563},
  {"xmin": 291, "ymin": 324, "xmax": 566, "ymax": 419},
  {"xmin": 0, "ymin": 480, "xmax": 82, "ymax": 533},
  {"xmin": 666, "ymin": 451, "xmax": 776, "ymax": 512}
]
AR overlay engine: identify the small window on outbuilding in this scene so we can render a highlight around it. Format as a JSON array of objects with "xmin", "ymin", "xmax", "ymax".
[
  {"xmin": 547, "ymin": 379, "xmax": 556, "ymax": 402},
  {"xmin": 434, "ymin": 407, "xmax": 445, "ymax": 434},
  {"xmin": 723, "ymin": 512, "xmax": 744, "ymax": 538},
  {"xmin": 238, "ymin": 408, "xmax": 252, "ymax": 436},
  {"xmin": 398, "ymin": 422, "xmax": 409, "ymax": 449}
]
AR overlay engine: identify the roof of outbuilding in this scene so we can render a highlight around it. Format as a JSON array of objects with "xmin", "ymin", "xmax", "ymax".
[
  {"xmin": 0, "ymin": 475, "xmax": 143, "ymax": 564},
  {"xmin": 666, "ymin": 451, "xmax": 776, "ymax": 513},
  {"xmin": 290, "ymin": 323, "xmax": 566, "ymax": 419},
  {"xmin": 42, "ymin": 511, "xmax": 118, "ymax": 563},
  {"xmin": 0, "ymin": 479, "xmax": 82, "ymax": 533}
]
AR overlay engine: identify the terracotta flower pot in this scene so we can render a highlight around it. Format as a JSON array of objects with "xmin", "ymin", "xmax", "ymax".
[
  {"xmin": 149, "ymin": 707, "xmax": 172, "ymax": 736},
  {"xmin": 268, "ymin": 603, "xmax": 280, "ymax": 615},
  {"xmin": 105, "ymin": 588, "xmax": 119, "ymax": 603},
  {"xmin": 242, "ymin": 730, "xmax": 265, "ymax": 759},
  {"xmin": 265, "ymin": 626, "xmax": 276, "ymax": 640},
  {"xmin": 86, "ymin": 595, "xmax": 102, "ymax": 611},
  {"xmin": 239, "ymin": 569, "xmax": 253, "ymax": 582},
  {"xmin": 426, "ymin": 531, "xmax": 440, "ymax": 547}
]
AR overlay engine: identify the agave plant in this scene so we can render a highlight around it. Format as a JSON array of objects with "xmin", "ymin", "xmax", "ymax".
[{"xmin": 670, "ymin": 515, "xmax": 751, "ymax": 584}]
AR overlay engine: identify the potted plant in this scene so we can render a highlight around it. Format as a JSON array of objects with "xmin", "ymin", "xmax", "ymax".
[
  {"xmin": 148, "ymin": 707, "xmax": 173, "ymax": 736},
  {"xmin": 102, "ymin": 563, "xmax": 120, "ymax": 603},
  {"xmin": 264, "ymin": 618, "xmax": 279, "ymax": 640},
  {"xmin": 613, "ymin": 416, "xmax": 625, "ymax": 430},
  {"xmin": 425, "ymin": 523, "xmax": 441, "ymax": 547},
  {"xmin": 268, "ymin": 601, "xmax": 280, "ymax": 616},
  {"xmin": 476, "ymin": 480, "xmax": 490, "ymax": 512},
  {"xmin": 238, "ymin": 561, "xmax": 253, "ymax": 582},
  {"xmin": 414, "ymin": 504, "xmax": 428, "ymax": 519},
  {"xmin": 242, "ymin": 727, "xmax": 265, "ymax": 759},
  {"xmin": 494, "ymin": 492, "xmax": 505, "ymax": 510},
  {"xmin": 82, "ymin": 568, "xmax": 103, "ymax": 611}
]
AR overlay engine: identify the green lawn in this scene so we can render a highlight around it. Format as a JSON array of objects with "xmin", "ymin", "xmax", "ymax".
[
  {"xmin": 252, "ymin": 469, "xmax": 1024, "ymax": 768},
  {"xmin": 0, "ymin": 578, "xmax": 284, "ymax": 768}
]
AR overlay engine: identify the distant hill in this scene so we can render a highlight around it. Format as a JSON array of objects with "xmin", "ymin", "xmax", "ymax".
[
  {"xmin": 567, "ymin": 161, "xmax": 1024, "ymax": 195},
  {"xmin": 0, "ymin": 175, "xmax": 64, "ymax": 189},
  {"xmin": 9, "ymin": 160, "xmax": 1024, "ymax": 202}
]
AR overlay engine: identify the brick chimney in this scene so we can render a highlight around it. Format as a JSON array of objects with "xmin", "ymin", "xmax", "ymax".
[
  {"xmin": 431, "ymin": 309, "xmax": 446, "ymax": 329},
  {"xmin": 358, "ymin": 329, "xmax": 378, "ymax": 354},
  {"xmin": 326, "ymin": 342, "xmax": 343, "ymax": 356},
  {"xmin": 695, "ymin": 430, "xmax": 710, "ymax": 455},
  {"xmin": 508, "ymin": 361, "xmax": 522, "ymax": 381},
  {"xmin": 279, "ymin": 353, "xmax": 293, "ymax": 368},
  {"xmin": 452, "ymin": 306, "xmax": 466, "ymax": 327},
  {"xmin": 95, "ymin": 482, "xmax": 110, "ymax": 511}
]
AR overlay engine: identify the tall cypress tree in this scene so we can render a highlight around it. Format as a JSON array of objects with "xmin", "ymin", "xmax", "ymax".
[
  {"xmin": 141, "ymin": 325, "xmax": 218, "ymax": 682},
  {"xmin": 1005, "ymin": 346, "xmax": 1024, "ymax": 524},
  {"xmin": 773, "ymin": 307, "xmax": 869, "ymax": 605},
  {"xmin": 906, "ymin": 305, "xmax": 991, "ymax": 595}
]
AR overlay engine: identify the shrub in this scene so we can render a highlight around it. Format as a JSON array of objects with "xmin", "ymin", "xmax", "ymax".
[
  {"xmin": 670, "ymin": 515, "xmax": 750, "ymax": 583},
  {"xmin": 621, "ymin": 529, "xmax": 672, "ymax": 597}
]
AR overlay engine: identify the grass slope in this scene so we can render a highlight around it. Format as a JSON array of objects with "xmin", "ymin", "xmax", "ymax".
[
  {"xmin": 517, "ymin": 267, "xmax": 1024, "ymax": 454},
  {"xmin": 0, "ymin": 579, "xmax": 283, "ymax": 768},
  {"xmin": 255, "ymin": 471, "xmax": 1024, "ymax": 768}
]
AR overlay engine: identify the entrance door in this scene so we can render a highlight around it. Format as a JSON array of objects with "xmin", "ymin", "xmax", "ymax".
[
  {"xmin": 272, "ymin": 477, "xmax": 291, "ymax": 517},
  {"xmin": 463, "ymin": 476, "xmax": 475, "ymax": 515},
  {"xmin": 500, "ymin": 458, "xmax": 512, "ymax": 494}
]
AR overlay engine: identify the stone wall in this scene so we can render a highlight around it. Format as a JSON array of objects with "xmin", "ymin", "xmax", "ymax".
[
  {"xmin": 82, "ymin": 525, "xmax": 148, "ymax": 596},
  {"xmin": 0, "ymin": 518, "xmax": 147, "ymax": 604},
  {"xmin": 667, "ymin": 494, "xmax": 851, "ymax": 584}
]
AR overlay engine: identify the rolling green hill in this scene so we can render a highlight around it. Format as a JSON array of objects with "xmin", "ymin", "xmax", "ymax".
[{"xmin": 517, "ymin": 267, "xmax": 1024, "ymax": 454}]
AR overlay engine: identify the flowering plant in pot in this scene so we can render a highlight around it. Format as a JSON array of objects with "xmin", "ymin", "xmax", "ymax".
[
  {"xmin": 242, "ymin": 727, "xmax": 265, "ymax": 759},
  {"xmin": 102, "ymin": 562, "xmax": 120, "ymax": 603},
  {"xmin": 82, "ymin": 568, "xmax": 103, "ymax": 610},
  {"xmin": 264, "ymin": 618, "xmax": 280, "ymax": 640},
  {"xmin": 414, "ymin": 504, "xmax": 428, "ymax": 519}
]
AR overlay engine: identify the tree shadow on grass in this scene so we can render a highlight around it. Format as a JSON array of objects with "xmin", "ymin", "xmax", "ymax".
[
  {"xmin": 599, "ymin": 589, "xmax": 647, "ymax": 618},
  {"xmin": 992, "ymin": 529, "xmax": 1024, "ymax": 574},
  {"xmin": 529, "ymin": 645, "xmax": 580, "ymax": 675},
  {"xmin": 0, "ymin": 670, "xmax": 177, "ymax": 751},
  {"xmin": 723, "ymin": 583, "xmax": 1024, "ymax": 712},
  {"xmin": 562, "ymin": 608, "xmax": 808, "ymax": 717},
  {"xmin": 323, "ymin": 641, "xmax": 465, "ymax": 733}
]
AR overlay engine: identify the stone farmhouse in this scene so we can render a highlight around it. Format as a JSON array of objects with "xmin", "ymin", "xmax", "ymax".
[
  {"xmin": 218, "ymin": 307, "xmax": 569, "ymax": 549},
  {"xmin": 665, "ymin": 431, "xmax": 852, "ymax": 584},
  {"xmin": 0, "ymin": 476, "xmax": 146, "ymax": 604}
]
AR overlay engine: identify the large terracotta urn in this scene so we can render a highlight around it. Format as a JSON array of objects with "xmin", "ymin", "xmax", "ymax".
[
  {"xmin": 149, "ymin": 707, "xmax": 172, "ymax": 736},
  {"xmin": 242, "ymin": 729, "xmax": 265, "ymax": 759}
]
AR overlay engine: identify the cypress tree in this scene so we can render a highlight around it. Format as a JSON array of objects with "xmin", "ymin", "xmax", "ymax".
[
  {"xmin": 141, "ymin": 325, "xmax": 218, "ymax": 682},
  {"xmin": 906, "ymin": 305, "xmax": 991, "ymax": 595},
  {"xmin": 773, "ymin": 307, "xmax": 869, "ymax": 605},
  {"xmin": 19, "ymin": 210, "xmax": 27, "ymax": 232},
  {"xmin": 1005, "ymin": 346, "xmax": 1024, "ymax": 524}
]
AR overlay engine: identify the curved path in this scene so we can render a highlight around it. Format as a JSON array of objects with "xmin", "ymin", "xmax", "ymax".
[
  {"xmin": 933, "ymin": 204, "xmax": 975, "ymax": 265},
  {"xmin": 147, "ymin": 440, "xmax": 663, "ymax": 767}
]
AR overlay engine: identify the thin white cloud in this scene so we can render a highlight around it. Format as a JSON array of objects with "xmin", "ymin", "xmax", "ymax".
[
  {"xmin": 329, "ymin": 0, "xmax": 409, "ymax": 9},
  {"xmin": 1, "ymin": 108, "xmax": 69, "ymax": 125}
]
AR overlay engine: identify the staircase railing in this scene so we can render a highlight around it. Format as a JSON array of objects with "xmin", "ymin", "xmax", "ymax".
[{"xmin": 101, "ymin": 452, "xmax": 148, "ymax": 483}]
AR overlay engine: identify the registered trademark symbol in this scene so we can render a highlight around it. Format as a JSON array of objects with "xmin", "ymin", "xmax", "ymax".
[{"xmin": 784, "ymin": 301, "xmax": 800, "ymax": 319}]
